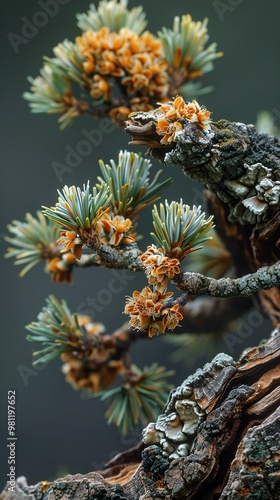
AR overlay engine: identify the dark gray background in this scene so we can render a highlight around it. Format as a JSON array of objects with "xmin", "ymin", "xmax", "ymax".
[{"xmin": 1, "ymin": 0, "xmax": 279, "ymax": 487}]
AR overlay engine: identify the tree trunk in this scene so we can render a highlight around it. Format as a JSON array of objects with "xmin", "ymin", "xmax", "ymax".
[{"xmin": 1, "ymin": 330, "xmax": 280, "ymax": 500}]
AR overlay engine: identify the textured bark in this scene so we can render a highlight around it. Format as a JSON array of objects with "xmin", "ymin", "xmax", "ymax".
[
  {"xmin": 2, "ymin": 330, "xmax": 279, "ymax": 500},
  {"xmin": 126, "ymin": 114, "xmax": 280, "ymax": 323},
  {"xmin": 173, "ymin": 261, "xmax": 280, "ymax": 299},
  {"xmin": 2, "ymin": 114, "xmax": 280, "ymax": 499}
]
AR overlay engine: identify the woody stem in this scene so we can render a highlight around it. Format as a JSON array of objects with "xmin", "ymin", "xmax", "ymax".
[{"xmin": 172, "ymin": 261, "xmax": 280, "ymax": 300}]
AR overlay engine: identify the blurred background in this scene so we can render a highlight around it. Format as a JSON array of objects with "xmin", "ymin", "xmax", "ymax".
[{"xmin": 1, "ymin": 0, "xmax": 279, "ymax": 488}]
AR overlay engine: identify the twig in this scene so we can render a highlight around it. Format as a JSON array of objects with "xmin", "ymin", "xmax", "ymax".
[{"xmin": 172, "ymin": 261, "xmax": 280, "ymax": 300}]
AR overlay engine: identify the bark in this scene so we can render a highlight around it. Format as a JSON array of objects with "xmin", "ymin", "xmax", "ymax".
[
  {"xmin": 172, "ymin": 262, "xmax": 280, "ymax": 300},
  {"xmin": 126, "ymin": 113, "xmax": 280, "ymax": 324},
  {"xmin": 2, "ymin": 330, "xmax": 279, "ymax": 500},
  {"xmin": 2, "ymin": 113, "xmax": 280, "ymax": 499}
]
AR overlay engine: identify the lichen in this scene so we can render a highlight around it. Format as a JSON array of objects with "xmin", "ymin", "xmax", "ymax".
[{"xmin": 142, "ymin": 353, "xmax": 235, "ymax": 460}]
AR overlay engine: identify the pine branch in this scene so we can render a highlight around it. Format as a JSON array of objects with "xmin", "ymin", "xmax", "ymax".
[
  {"xmin": 167, "ymin": 262, "xmax": 280, "ymax": 302},
  {"xmin": 125, "ymin": 96, "xmax": 280, "ymax": 324},
  {"xmin": 76, "ymin": 242, "xmax": 143, "ymax": 271},
  {"xmin": 23, "ymin": 1, "xmax": 222, "ymax": 128},
  {"xmin": 125, "ymin": 97, "xmax": 280, "ymax": 227}
]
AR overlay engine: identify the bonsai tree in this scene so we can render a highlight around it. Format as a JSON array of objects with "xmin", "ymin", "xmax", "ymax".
[{"xmin": 2, "ymin": 1, "xmax": 280, "ymax": 498}]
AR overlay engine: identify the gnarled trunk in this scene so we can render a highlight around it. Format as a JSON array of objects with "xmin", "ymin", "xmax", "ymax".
[{"xmin": 2, "ymin": 330, "xmax": 279, "ymax": 500}]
